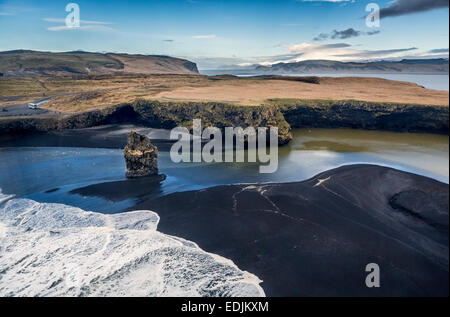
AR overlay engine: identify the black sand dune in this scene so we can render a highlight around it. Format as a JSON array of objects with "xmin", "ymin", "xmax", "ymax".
[{"xmin": 132, "ymin": 164, "xmax": 449, "ymax": 296}]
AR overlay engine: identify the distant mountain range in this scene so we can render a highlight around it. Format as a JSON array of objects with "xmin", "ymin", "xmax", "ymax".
[
  {"xmin": 254, "ymin": 59, "xmax": 449, "ymax": 75},
  {"xmin": 2, "ymin": 51, "xmax": 447, "ymax": 77},
  {"xmin": 0, "ymin": 50, "xmax": 199, "ymax": 77}
]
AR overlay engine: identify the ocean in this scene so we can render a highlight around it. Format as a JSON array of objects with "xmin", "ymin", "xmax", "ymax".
[{"xmin": 200, "ymin": 71, "xmax": 450, "ymax": 91}]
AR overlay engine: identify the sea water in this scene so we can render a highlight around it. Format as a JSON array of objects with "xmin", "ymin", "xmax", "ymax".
[{"xmin": 0, "ymin": 190, "xmax": 265, "ymax": 297}]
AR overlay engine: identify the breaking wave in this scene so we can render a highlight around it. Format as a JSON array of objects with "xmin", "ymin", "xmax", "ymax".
[{"xmin": 0, "ymin": 190, "xmax": 265, "ymax": 297}]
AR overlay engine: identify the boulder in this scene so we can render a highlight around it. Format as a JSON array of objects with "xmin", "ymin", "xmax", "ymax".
[{"xmin": 124, "ymin": 131, "xmax": 158, "ymax": 178}]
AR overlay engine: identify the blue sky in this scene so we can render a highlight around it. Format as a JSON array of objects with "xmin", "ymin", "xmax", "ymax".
[{"xmin": 0, "ymin": 0, "xmax": 448, "ymax": 69}]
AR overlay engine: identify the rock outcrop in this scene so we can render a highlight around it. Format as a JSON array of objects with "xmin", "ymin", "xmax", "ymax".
[
  {"xmin": 279, "ymin": 99, "xmax": 449, "ymax": 133},
  {"xmin": 123, "ymin": 131, "xmax": 158, "ymax": 178},
  {"xmin": 131, "ymin": 100, "xmax": 293, "ymax": 145},
  {"xmin": 1, "ymin": 99, "xmax": 448, "ymax": 144}
]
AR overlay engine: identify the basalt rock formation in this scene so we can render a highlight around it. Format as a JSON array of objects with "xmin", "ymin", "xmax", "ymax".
[
  {"xmin": 0, "ymin": 101, "xmax": 293, "ymax": 145},
  {"xmin": 0, "ymin": 99, "xmax": 448, "ymax": 145},
  {"xmin": 278, "ymin": 99, "xmax": 449, "ymax": 133},
  {"xmin": 124, "ymin": 131, "xmax": 158, "ymax": 178}
]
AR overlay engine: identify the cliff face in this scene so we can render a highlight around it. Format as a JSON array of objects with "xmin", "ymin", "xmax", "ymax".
[
  {"xmin": 0, "ymin": 99, "xmax": 448, "ymax": 145},
  {"xmin": 0, "ymin": 101, "xmax": 293, "ymax": 145},
  {"xmin": 132, "ymin": 100, "xmax": 292, "ymax": 145},
  {"xmin": 279, "ymin": 100, "xmax": 449, "ymax": 134}
]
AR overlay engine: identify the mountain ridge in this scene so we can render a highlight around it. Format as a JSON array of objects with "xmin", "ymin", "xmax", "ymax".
[
  {"xmin": 254, "ymin": 58, "xmax": 449, "ymax": 75},
  {"xmin": 0, "ymin": 50, "xmax": 199, "ymax": 77}
]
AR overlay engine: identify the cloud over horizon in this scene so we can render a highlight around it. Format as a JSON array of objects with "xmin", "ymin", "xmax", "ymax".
[
  {"xmin": 282, "ymin": 43, "xmax": 420, "ymax": 63},
  {"xmin": 201, "ymin": 43, "xmax": 448, "ymax": 69},
  {"xmin": 334, "ymin": 47, "xmax": 418, "ymax": 58},
  {"xmin": 44, "ymin": 18, "xmax": 114, "ymax": 32},
  {"xmin": 192, "ymin": 35, "xmax": 216, "ymax": 39}
]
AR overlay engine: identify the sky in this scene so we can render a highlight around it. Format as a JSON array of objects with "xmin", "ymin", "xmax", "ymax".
[{"xmin": 0, "ymin": 0, "xmax": 448, "ymax": 69}]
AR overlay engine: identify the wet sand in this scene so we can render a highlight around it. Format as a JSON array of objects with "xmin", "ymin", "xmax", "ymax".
[
  {"xmin": 0, "ymin": 124, "xmax": 175, "ymax": 150},
  {"xmin": 128, "ymin": 164, "xmax": 449, "ymax": 296},
  {"xmin": 70, "ymin": 174, "xmax": 166, "ymax": 202}
]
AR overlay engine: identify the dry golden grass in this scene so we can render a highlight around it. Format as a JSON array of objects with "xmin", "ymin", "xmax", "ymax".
[
  {"xmin": 0, "ymin": 74, "xmax": 208, "ymax": 109},
  {"xmin": 1, "ymin": 74, "xmax": 448, "ymax": 113},
  {"xmin": 154, "ymin": 77, "xmax": 450, "ymax": 106}
]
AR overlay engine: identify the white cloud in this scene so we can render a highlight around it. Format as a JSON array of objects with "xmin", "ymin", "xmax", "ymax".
[
  {"xmin": 284, "ymin": 42, "xmax": 353, "ymax": 61},
  {"xmin": 230, "ymin": 43, "xmax": 421, "ymax": 66},
  {"xmin": 47, "ymin": 25, "xmax": 114, "ymax": 32},
  {"xmin": 192, "ymin": 35, "xmax": 216, "ymax": 39},
  {"xmin": 44, "ymin": 18, "xmax": 113, "ymax": 32},
  {"xmin": 188, "ymin": 44, "xmax": 445, "ymax": 69},
  {"xmin": 43, "ymin": 18, "xmax": 112, "ymax": 25},
  {"xmin": 281, "ymin": 42, "xmax": 419, "ymax": 63},
  {"xmin": 237, "ymin": 62, "xmax": 255, "ymax": 67}
]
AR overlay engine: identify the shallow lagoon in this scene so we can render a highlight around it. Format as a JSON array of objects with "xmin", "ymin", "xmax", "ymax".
[{"xmin": 0, "ymin": 128, "xmax": 448, "ymax": 213}]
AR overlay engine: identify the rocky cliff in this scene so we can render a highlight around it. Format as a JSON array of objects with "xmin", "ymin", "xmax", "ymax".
[
  {"xmin": 131, "ymin": 100, "xmax": 293, "ymax": 145},
  {"xmin": 0, "ymin": 99, "xmax": 448, "ymax": 145},
  {"xmin": 124, "ymin": 131, "xmax": 159, "ymax": 178},
  {"xmin": 0, "ymin": 100, "xmax": 293, "ymax": 145},
  {"xmin": 278, "ymin": 99, "xmax": 449, "ymax": 133}
]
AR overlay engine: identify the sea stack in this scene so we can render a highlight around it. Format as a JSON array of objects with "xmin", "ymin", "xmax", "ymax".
[{"xmin": 124, "ymin": 131, "xmax": 158, "ymax": 178}]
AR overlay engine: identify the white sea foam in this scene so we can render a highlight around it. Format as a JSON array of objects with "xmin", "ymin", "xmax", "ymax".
[
  {"xmin": 0, "ymin": 190, "xmax": 13, "ymax": 205},
  {"xmin": 0, "ymin": 193, "xmax": 265, "ymax": 297}
]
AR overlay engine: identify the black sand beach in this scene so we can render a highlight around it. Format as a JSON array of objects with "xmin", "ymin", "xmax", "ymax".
[
  {"xmin": 124, "ymin": 164, "xmax": 448, "ymax": 296},
  {"xmin": 0, "ymin": 124, "xmax": 164, "ymax": 148}
]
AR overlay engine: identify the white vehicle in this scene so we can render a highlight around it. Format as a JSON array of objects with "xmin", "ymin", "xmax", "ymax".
[{"xmin": 28, "ymin": 103, "xmax": 38, "ymax": 109}]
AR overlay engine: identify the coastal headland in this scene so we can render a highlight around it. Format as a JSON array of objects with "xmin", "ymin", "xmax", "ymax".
[
  {"xmin": 0, "ymin": 68, "xmax": 448, "ymax": 296},
  {"xmin": 1, "ymin": 74, "xmax": 449, "ymax": 145}
]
